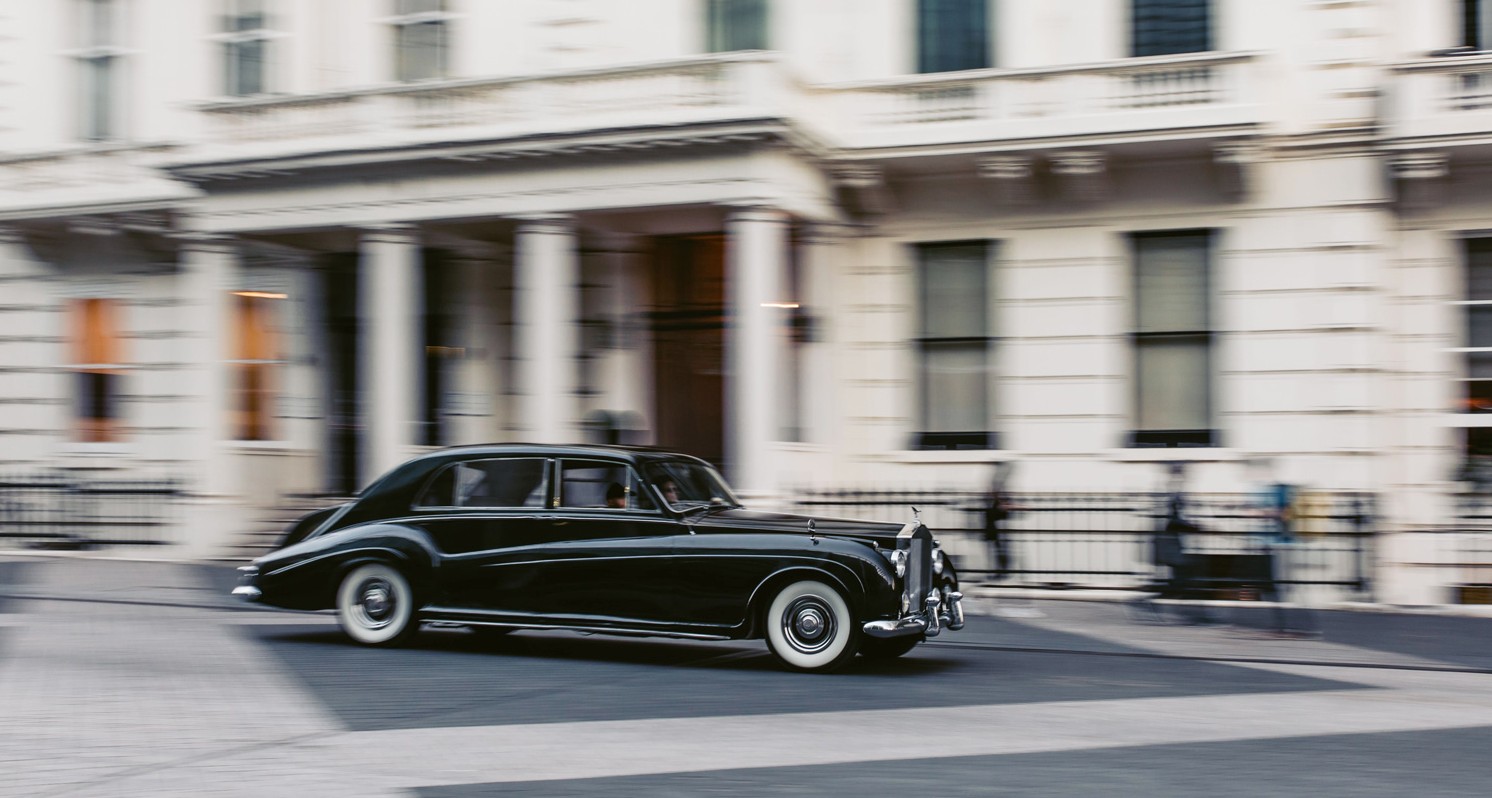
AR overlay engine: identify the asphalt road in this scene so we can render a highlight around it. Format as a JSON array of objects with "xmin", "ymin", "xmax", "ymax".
[{"xmin": 3, "ymin": 558, "xmax": 1492, "ymax": 797}]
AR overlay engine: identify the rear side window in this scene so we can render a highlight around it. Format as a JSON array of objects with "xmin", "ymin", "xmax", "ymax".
[
  {"xmin": 559, "ymin": 460, "xmax": 656, "ymax": 511},
  {"xmin": 417, "ymin": 457, "xmax": 549, "ymax": 508}
]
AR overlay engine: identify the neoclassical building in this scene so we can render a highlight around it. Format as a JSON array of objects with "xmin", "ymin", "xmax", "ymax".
[{"xmin": 3, "ymin": 0, "xmax": 1492, "ymax": 601}]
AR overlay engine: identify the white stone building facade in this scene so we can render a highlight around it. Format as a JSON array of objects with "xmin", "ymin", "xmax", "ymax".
[{"xmin": 1, "ymin": 0, "xmax": 1491, "ymax": 602}]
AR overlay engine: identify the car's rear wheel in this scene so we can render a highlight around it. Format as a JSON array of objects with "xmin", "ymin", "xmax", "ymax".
[
  {"xmin": 764, "ymin": 579, "xmax": 859, "ymax": 673},
  {"xmin": 336, "ymin": 563, "xmax": 418, "ymax": 646},
  {"xmin": 858, "ymin": 635, "xmax": 922, "ymax": 660}
]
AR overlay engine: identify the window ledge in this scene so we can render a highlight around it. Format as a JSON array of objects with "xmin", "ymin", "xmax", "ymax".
[
  {"xmin": 1103, "ymin": 448, "xmax": 1243, "ymax": 463},
  {"xmin": 872, "ymin": 450, "xmax": 1012, "ymax": 465},
  {"xmin": 226, "ymin": 441, "xmax": 308, "ymax": 454},
  {"xmin": 55, "ymin": 442, "xmax": 135, "ymax": 457}
]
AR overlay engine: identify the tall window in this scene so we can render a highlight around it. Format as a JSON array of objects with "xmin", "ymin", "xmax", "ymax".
[
  {"xmin": 706, "ymin": 0, "xmax": 768, "ymax": 52},
  {"xmin": 917, "ymin": 0, "xmax": 990, "ymax": 74},
  {"xmin": 1460, "ymin": 239, "xmax": 1492, "ymax": 413},
  {"xmin": 915, "ymin": 241, "xmax": 995, "ymax": 450},
  {"xmin": 70, "ymin": 298, "xmax": 125, "ymax": 443},
  {"xmin": 1131, "ymin": 0, "xmax": 1212, "ymax": 57},
  {"xmin": 1466, "ymin": 1, "xmax": 1492, "ymax": 49},
  {"xmin": 1131, "ymin": 231, "xmax": 1214, "ymax": 447},
  {"xmin": 231, "ymin": 291, "xmax": 283, "ymax": 441},
  {"xmin": 392, "ymin": 0, "xmax": 452, "ymax": 82},
  {"xmin": 75, "ymin": 0, "xmax": 124, "ymax": 140},
  {"xmin": 219, "ymin": 0, "xmax": 272, "ymax": 96}
]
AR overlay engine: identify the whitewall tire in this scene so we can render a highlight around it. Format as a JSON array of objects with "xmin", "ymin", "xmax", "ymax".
[
  {"xmin": 336, "ymin": 563, "xmax": 418, "ymax": 646},
  {"xmin": 764, "ymin": 579, "xmax": 859, "ymax": 673}
]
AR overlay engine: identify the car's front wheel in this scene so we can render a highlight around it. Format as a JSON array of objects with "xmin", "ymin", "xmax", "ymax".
[
  {"xmin": 336, "ymin": 563, "xmax": 419, "ymax": 646},
  {"xmin": 764, "ymin": 580, "xmax": 859, "ymax": 673}
]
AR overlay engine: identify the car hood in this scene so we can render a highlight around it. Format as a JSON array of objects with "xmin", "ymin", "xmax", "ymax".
[{"xmin": 692, "ymin": 508, "xmax": 909, "ymax": 544}]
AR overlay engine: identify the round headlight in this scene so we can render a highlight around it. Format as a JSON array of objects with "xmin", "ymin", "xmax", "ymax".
[
  {"xmin": 932, "ymin": 550, "xmax": 945, "ymax": 576},
  {"xmin": 882, "ymin": 549, "xmax": 908, "ymax": 578}
]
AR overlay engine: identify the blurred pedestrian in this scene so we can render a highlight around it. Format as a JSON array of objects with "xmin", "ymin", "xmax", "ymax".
[
  {"xmin": 983, "ymin": 461, "xmax": 1041, "ymax": 617},
  {"xmin": 1246, "ymin": 458, "xmax": 1316, "ymax": 638},
  {"xmin": 1139, "ymin": 462, "xmax": 1213, "ymax": 625}
]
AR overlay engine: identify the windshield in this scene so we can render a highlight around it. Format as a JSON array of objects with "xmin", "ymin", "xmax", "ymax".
[{"xmin": 643, "ymin": 460, "xmax": 740, "ymax": 511}]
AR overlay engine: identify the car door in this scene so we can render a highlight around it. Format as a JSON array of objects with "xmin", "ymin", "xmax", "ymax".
[
  {"xmin": 409, "ymin": 456, "xmax": 556, "ymax": 613},
  {"xmin": 535, "ymin": 459, "xmax": 683, "ymax": 625}
]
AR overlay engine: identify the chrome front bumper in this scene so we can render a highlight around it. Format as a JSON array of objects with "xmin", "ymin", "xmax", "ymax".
[
  {"xmin": 232, "ymin": 565, "xmax": 262, "ymax": 602},
  {"xmin": 862, "ymin": 589, "xmax": 964, "ymax": 639}
]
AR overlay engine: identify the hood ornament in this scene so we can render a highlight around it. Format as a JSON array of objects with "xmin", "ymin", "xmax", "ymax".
[
  {"xmin": 807, "ymin": 517, "xmax": 816, "ymax": 534},
  {"xmin": 911, "ymin": 505, "xmax": 922, "ymax": 525}
]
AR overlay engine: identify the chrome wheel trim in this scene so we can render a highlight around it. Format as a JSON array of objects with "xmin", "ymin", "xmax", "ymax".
[
  {"xmin": 336, "ymin": 564, "xmax": 414, "ymax": 645},
  {"xmin": 781, "ymin": 595, "xmax": 837, "ymax": 655},
  {"xmin": 764, "ymin": 580, "xmax": 854, "ymax": 671},
  {"xmin": 350, "ymin": 578, "xmax": 395, "ymax": 630}
]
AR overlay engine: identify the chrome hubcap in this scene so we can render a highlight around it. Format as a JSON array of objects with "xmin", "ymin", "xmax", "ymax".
[
  {"xmin": 782, "ymin": 595, "xmax": 837, "ymax": 655},
  {"xmin": 353, "ymin": 579, "xmax": 395, "ymax": 629}
]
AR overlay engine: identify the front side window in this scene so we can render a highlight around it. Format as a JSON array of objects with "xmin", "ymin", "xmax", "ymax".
[
  {"xmin": 417, "ymin": 457, "xmax": 550, "ymax": 509},
  {"xmin": 1131, "ymin": 0, "xmax": 1211, "ymax": 57},
  {"xmin": 76, "ymin": 0, "xmax": 124, "ymax": 140},
  {"xmin": 917, "ymin": 0, "xmax": 990, "ymax": 74},
  {"xmin": 220, "ymin": 0, "xmax": 273, "ymax": 96},
  {"xmin": 915, "ymin": 241, "xmax": 995, "ymax": 449},
  {"xmin": 706, "ymin": 0, "xmax": 768, "ymax": 52},
  {"xmin": 392, "ymin": 0, "xmax": 451, "ymax": 82},
  {"xmin": 70, "ymin": 297, "xmax": 125, "ymax": 443},
  {"xmin": 230, "ymin": 291, "xmax": 284, "ymax": 441},
  {"xmin": 642, "ymin": 460, "xmax": 739, "ymax": 511},
  {"xmin": 559, "ymin": 461, "xmax": 657, "ymax": 511},
  {"xmin": 1130, "ymin": 231, "xmax": 1214, "ymax": 447}
]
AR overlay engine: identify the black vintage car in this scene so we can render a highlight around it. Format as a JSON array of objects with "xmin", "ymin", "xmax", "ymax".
[{"xmin": 233, "ymin": 444, "xmax": 964, "ymax": 672}]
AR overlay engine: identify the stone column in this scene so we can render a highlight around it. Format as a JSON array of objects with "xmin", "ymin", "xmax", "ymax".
[
  {"xmin": 177, "ymin": 233, "xmax": 236, "ymax": 497},
  {"xmin": 358, "ymin": 225, "xmax": 422, "ymax": 482},
  {"xmin": 515, "ymin": 215, "xmax": 579, "ymax": 443},
  {"xmin": 444, "ymin": 244, "xmax": 500, "ymax": 446},
  {"xmin": 726, "ymin": 206, "xmax": 791, "ymax": 497},
  {"xmin": 800, "ymin": 222, "xmax": 844, "ymax": 450}
]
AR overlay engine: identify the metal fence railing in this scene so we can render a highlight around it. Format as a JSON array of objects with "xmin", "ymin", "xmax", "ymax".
[
  {"xmin": 790, "ymin": 489, "xmax": 1377, "ymax": 599},
  {"xmin": 0, "ymin": 472, "xmax": 185, "ymax": 549}
]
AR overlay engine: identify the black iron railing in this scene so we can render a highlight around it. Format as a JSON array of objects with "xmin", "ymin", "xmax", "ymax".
[
  {"xmin": 790, "ymin": 489, "xmax": 1376, "ymax": 597},
  {"xmin": 0, "ymin": 472, "xmax": 184, "ymax": 549}
]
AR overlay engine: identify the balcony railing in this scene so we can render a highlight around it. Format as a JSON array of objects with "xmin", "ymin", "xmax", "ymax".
[
  {"xmin": 193, "ymin": 52, "xmax": 798, "ymax": 159},
  {"xmin": 186, "ymin": 50, "xmax": 1265, "ymax": 163},
  {"xmin": 828, "ymin": 51, "xmax": 1262, "ymax": 148},
  {"xmin": 1389, "ymin": 54, "xmax": 1492, "ymax": 141}
]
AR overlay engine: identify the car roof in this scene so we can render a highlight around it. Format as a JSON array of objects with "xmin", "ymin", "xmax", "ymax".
[{"xmin": 407, "ymin": 443, "xmax": 705, "ymax": 467}]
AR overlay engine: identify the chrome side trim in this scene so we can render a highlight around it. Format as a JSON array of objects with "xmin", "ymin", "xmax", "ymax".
[
  {"xmin": 231, "ymin": 585, "xmax": 262, "ymax": 601},
  {"xmin": 429, "ymin": 615, "xmax": 732, "ymax": 641}
]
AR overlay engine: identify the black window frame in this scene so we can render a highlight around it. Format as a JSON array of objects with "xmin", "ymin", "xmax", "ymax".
[
  {"xmin": 912, "ymin": 240, "xmax": 998, "ymax": 451},
  {"xmin": 1130, "ymin": 0, "xmax": 1212, "ymax": 58},
  {"xmin": 1128, "ymin": 230, "xmax": 1217, "ymax": 449},
  {"xmin": 557, "ymin": 459, "xmax": 661, "ymax": 513},
  {"xmin": 705, "ymin": 0, "xmax": 769, "ymax": 53},
  {"xmin": 917, "ymin": 0, "xmax": 992, "ymax": 74},
  {"xmin": 412, "ymin": 457, "xmax": 553, "ymax": 510}
]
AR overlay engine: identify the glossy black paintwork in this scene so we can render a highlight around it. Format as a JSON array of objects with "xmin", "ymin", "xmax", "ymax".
[{"xmin": 246, "ymin": 444, "xmax": 929, "ymax": 639}]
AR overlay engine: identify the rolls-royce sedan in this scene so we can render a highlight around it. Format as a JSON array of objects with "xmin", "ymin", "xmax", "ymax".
[{"xmin": 232, "ymin": 444, "xmax": 964, "ymax": 672}]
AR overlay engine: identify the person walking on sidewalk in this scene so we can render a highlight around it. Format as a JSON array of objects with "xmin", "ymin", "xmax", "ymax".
[{"xmin": 983, "ymin": 461, "xmax": 1041, "ymax": 618}]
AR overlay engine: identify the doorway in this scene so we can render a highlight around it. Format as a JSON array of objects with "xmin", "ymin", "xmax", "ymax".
[{"xmin": 649, "ymin": 234, "xmax": 725, "ymax": 467}]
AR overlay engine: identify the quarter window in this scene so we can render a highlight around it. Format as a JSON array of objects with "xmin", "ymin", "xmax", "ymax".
[
  {"xmin": 1130, "ymin": 0, "xmax": 1212, "ymax": 58},
  {"xmin": 1130, "ymin": 231, "xmax": 1215, "ymax": 447},
  {"xmin": 915, "ymin": 241, "xmax": 996, "ymax": 450},
  {"xmin": 417, "ymin": 457, "xmax": 549, "ymax": 509},
  {"xmin": 916, "ymin": 0, "xmax": 990, "ymax": 74}
]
